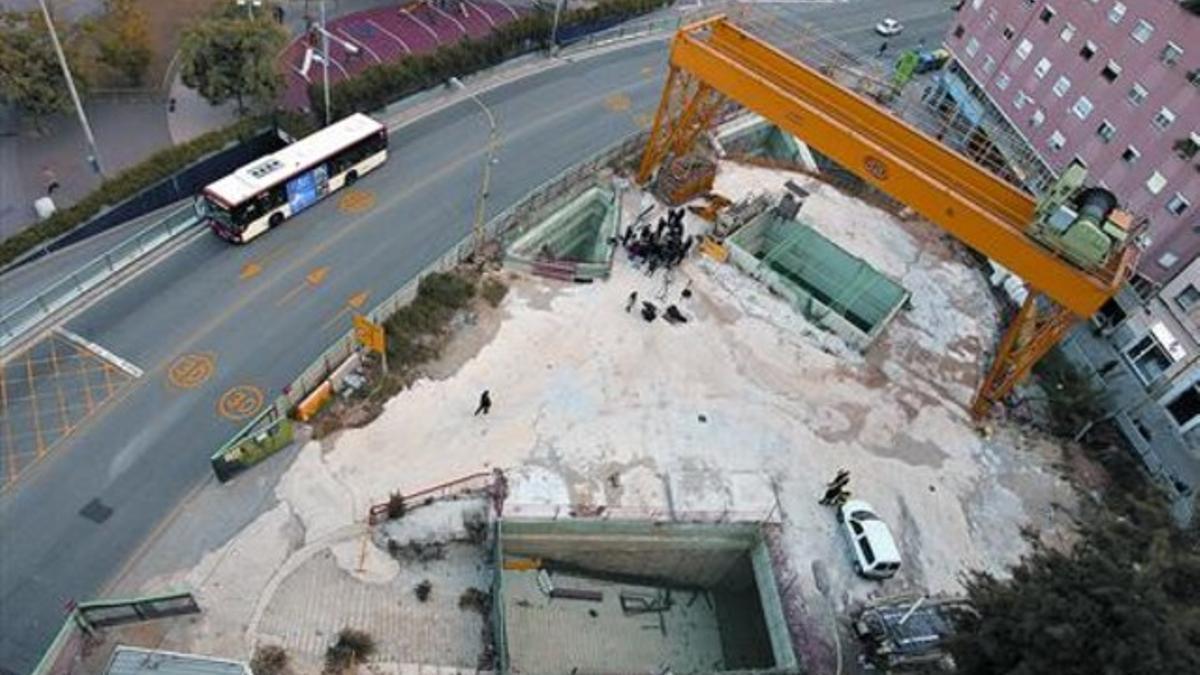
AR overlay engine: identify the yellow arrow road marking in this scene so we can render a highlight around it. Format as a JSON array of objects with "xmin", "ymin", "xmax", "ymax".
[
  {"xmin": 240, "ymin": 243, "xmax": 293, "ymax": 282},
  {"xmin": 276, "ymin": 266, "xmax": 331, "ymax": 306},
  {"xmin": 240, "ymin": 262, "xmax": 262, "ymax": 280},
  {"xmin": 322, "ymin": 290, "xmax": 371, "ymax": 329}
]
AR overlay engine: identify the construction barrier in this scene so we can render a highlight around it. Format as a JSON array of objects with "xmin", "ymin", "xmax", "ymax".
[{"xmin": 210, "ymin": 404, "xmax": 293, "ymax": 482}]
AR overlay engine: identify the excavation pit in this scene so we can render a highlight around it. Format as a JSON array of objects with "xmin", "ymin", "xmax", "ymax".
[{"xmin": 506, "ymin": 185, "xmax": 621, "ymax": 281}]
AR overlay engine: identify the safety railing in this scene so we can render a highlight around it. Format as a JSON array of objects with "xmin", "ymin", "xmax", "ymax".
[
  {"xmin": 502, "ymin": 502, "xmax": 780, "ymax": 524},
  {"xmin": 557, "ymin": 2, "xmax": 742, "ymax": 54},
  {"xmin": 0, "ymin": 205, "xmax": 199, "ymax": 352}
]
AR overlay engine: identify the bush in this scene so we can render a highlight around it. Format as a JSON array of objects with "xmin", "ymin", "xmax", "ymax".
[
  {"xmin": 383, "ymin": 272, "xmax": 476, "ymax": 372},
  {"xmin": 458, "ymin": 587, "xmax": 491, "ymax": 613},
  {"xmin": 251, "ymin": 645, "xmax": 290, "ymax": 675},
  {"xmin": 480, "ymin": 278, "xmax": 509, "ymax": 308},
  {"xmin": 324, "ymin": 628, "xmax": 375, "ymax": 673},
  {"xmin": 415, "ymin": 579, "xmax": 433, "ymax": 602}
]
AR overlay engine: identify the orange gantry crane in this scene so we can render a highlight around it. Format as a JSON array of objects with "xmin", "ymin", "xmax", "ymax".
[{"xmin": 635, "ymin": 16, "xmax": 1136, "ymax": 419}]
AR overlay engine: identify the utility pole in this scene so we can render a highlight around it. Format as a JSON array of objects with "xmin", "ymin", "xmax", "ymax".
[
  {"xmin": 36, "ymin": 0, "xmax": 104, "ymax": 177},
  {"xmin": 449, "ymin": 77, "xmax": 498, "ymax": 257},
  {"xmin": 549, "ymin": 0, "xmax": 566, "ymax": 57},
  {"xmin": 321, "ymin": 1, "xmax": 331, "ymax": 126}
]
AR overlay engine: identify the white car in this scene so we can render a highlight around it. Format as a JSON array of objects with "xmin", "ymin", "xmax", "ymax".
[
  {"xmin": 838, "ymin": 500, "xmax": 902, "ymax": 579},
  {"xmin": 875, "ymin": 18, "xmax": 904, "ymax": 36}
]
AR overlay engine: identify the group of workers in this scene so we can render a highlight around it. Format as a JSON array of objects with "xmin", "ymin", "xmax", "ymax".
[{"xmin": 621, "ymin": 207, "xmax": 695, "ymax": 276}]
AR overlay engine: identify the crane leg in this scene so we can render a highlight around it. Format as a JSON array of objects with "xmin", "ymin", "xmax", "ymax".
[
  {"xmin": 971, "ymin": 292, "xmax": 1077, "ymax": 420},
  {"xmin": 637, "ymin": 67, "xmax": 724, "ymax": 185}
]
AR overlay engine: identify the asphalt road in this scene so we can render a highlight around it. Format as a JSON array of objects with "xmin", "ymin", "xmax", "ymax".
[{"xmin": 0, "ymin": 1, "xmax": 956, "ymax": 670}]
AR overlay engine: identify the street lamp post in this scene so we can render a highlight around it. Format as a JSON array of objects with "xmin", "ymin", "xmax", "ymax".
[
  {"xmin": 449, "ymin": 77, "xmax": 498, "ymax": 258},
  {"xmin": 36, "ymin": 0, "xmax": 105, "ymax": 177},
  {"xmin": 321, "ymin": 1, "xmax": 331, "ymax": 126},
  {"xmin": 549, "ymin": 0, "xmax": 567, "ymax": 57}
]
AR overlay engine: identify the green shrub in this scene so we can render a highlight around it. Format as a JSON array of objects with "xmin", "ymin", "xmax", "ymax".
[
  {"xmin": 324, "ymin": 628, "xmax": 375, "ymax": 673},
  {"xmin": 480, "ymin": 278, "xmax": 509, "ymax": 307},
  {"xmin": 251, "ymin": 645, "xmax": 290, "ymax": 675}
]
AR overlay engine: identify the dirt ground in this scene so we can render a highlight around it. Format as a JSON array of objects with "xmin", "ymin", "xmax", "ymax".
[{"xmin": 120, "ymin": 161, "xmax": 1098, "ymax": 672}]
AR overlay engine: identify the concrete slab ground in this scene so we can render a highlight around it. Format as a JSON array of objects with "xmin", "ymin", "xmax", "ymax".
[{"xmin": 110, "ymin": 159, "xmax": 1084, "ymax": 673}]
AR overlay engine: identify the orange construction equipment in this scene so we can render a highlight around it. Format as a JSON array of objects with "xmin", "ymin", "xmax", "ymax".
[{"xmin": 636, "ymin": 16, "xmax": 1135, "ymax": 419}]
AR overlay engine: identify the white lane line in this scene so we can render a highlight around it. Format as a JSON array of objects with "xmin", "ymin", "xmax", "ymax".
[
  {"xmin": 367, "ymin": 18, "xmax": 411, "ymax": 54},
  {"xmin": 464, "ymin": 0, "xmax": 497, "ymax": 29},
  {"xmin": 493, "ymin": 0, "xmax": 519, "ymax": 20},
  {"xmin": 430, "ymin": 4, "xmax": 468, "ymax": 35},
  {"xmin": 54, "ymin": 328, "xmax": 144, "ymax": 379},
  {"xmin": 402, "ymin": 8, "xmax": 441, "ymax": 42},
  {"xmin": 336, "ymin": 27, "xmax": 383, "ymax": 64}
]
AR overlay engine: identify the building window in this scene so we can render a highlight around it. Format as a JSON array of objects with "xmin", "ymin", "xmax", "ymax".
[
  {"xmin": 1127, "ymin": 82, "xmax": 1148, "ymax": 106},
  {"xmin": 1048, "ymin": 130, "xmax": 1066, "ymax": 151},
  {"xmin": 1101, "ymin": 61, "xmax": 1121, "ymax": 82},
  {"xmin": 982, "ymin": 56, "xmax": 996, "ymax": 74},
  {"xmin": 1167, "ymin": 194, "xmax": 1190, "ymax": 216},
  {"xmin": 1052, "ymin": 76, "xmax": 1071, "ymax": 97},
  {"xmin": 1035, "ymin": 57, "xmax": 1052, "ymax": 78},
  {"xmin": 1097, "ymin": 120, "xmax": 1117, "ymax": 142},
  {"xmin": 1017, "ymin": 38, "xmax": 1034, "ymax": 60},
  {"xmin": 1176, "ymin": 284, "xmax": 1200, "ymax": 312},
  {"xmin": 966, "ymin": 37, "xmax": 980, "ymax": 57},
  {"xmin": 1003, "ymin": 24, "xmax": 1015, "ymax": 41},
  {"xmin": 1040, "ymin": 6, "xmax": 1055, "ymax": 23},
  {"xmin": 1031, "ymin": 109, "xmax": 1046, "ymax": 128},
  {"xmin": 1060, "ymin": 23, "xmax": 1075, "ymax": 43},
  {"xmin": 1071, "ymin": 96, "xmax": 1093, "ymax": 120},
  {"xmin": 1131, "ymin": 19, "xmax": 1154, "ymax": 43},
  {"xmin": 954, "ymin": 24, "xmax": 965, "ymax": 39},
  {"xmin": 1153, "ymin": 107, "xmax": 1176, "ymax": 131},
  {"xmin": 1159, "ymin": 252, "xmax": 1179, "ymax": 268},
  {"xmin": 1177, "ymin": 134, "xmax": 1200, "ymax": 160},
  {"xmin": 1108, "ymin": 2, "xmax": 1126, "ymax": 23},
  {"xmin": 1014, "ymin": 91, "xmax": 1032, "ymax": 109},
  {"xmin": 996, "ymin": 72, "xmax": 1011, "ymax": 90},
  {"xmin": 1122, "ymin": 146, "xmax": 1140, "ymax": 163},
  {"xmin": 1146, "ymin": 171, "xmax": 1167, "ymax": 195},
  {"xmin": 1161, "ymin": 42, "xmax": 1183, "ymax": 66},
  {"xmin": 1124, "ymin": 334, "xmax": 1171, "ymax": 384},
  {"xmin": 1080, "ymin": 41, "xmax": 1097, "ymax": 60},
  {"xmin": 1166, "ymin": 385, "xmax": 1200, "ymax": 430}
]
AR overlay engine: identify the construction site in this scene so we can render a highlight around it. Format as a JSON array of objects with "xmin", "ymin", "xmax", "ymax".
[{"xmin": 40, "ymin": 8, "xmax": 1144, "ymax": 675}]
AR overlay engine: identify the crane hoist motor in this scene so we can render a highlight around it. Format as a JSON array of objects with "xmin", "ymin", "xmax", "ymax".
[{"xmin": 1030, "ymin": 163, "xmax": 1133, "ymax": 273}]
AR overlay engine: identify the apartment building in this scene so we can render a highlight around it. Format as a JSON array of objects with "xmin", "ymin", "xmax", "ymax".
[{"xmin": 942, "ymin": 0, "xmax": 1198, "ymax": 285}]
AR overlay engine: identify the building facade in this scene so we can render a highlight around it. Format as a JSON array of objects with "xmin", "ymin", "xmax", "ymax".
[{"xmin": 944, "ymin": 0, "xmax": 1199, "ymax": 285}]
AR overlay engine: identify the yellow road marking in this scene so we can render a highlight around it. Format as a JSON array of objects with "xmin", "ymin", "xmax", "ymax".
[
  {"xmin": 240, "ymin": 242, "xmax": 294, "ymax": 281},
  {"xmin": 605, "ymin": 92, "xmax": 632, "ymax": 112},
  {"xmin": 74, "ymin": 345, "xmax": 95, "ymax": 415},
  {"xmin": 48, "ymin": 338, "xmax": 72, "ymax": 438},
  {"xmin": 276, "ymin": 265, "xmax": 331, "ymax": 306},
  {"xmin": 1, "ymin": 363, "xmax": 16, "ymax": 484},
  {"xmin": 641, "ymin": 66, "xmax": 654, "ymax": 78},
  {"xmin": 633, "ymin": 112, "xmax": 654, "ymax": 129},
  {"xmin": 240, "ymin": 262, "xmax": 262, "ymax": 280},
  {"xmin": 321, "ymin": 290, "xmax": 371, "ymax": 329},
  {"xmin": 101, "ymin": 362, "xmax": 115, "ymax": 397},
  {"xmin": 339, "ymin": 189, "xmax": 377, "ymax": 214},
  {"xmin": 24, "ymin": 351, "xmax": 44, "ymax": 457},
  {"xmin": 217, "ymin": 384, "xmax": 264, "ymax": 421},
  {"xmin": 167, "ymin": 352, "xmax": 216, "ymax": 389}
]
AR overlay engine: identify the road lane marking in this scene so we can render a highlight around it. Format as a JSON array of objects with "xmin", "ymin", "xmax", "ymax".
[
  {"xmin": 240, "ymin": 262, "xmax": 263, "ymax": 280},
  {"xmin": 321, "ymin": 290, "xmax": 371, "ymax": 330},
  {"xmin": 74, "ymin": 344, "xmax": 95, "ymax": 415},
  {"xmin": 276, "ymin": 266, "xmax": 331, "ymax": 306},
  {"xmin": 55, "ymin": 328, "xmax": 144, "ymax": 378},
  {"xmin": 338, "ymin": 189, "xmax": 376, "ymax": 214},
  {"xmin": 605, "ymin": 92, "xmax": 632, "ymax": 112},
  {"xmin": 24, "ymin": 350, "xmax": 45, "ymax": 457},
  {"xmin": 48, "ymin": 338, "xmax": 73, "ymax": 437},
  {"xmin": 217, "ymin": 385, "xmax": 264, "ymax": 421},
  {"xmin": 167, "ymin": 352, "xmax": 216, "ymax": 389},
  {"xmin": 1, "ymin": 365, "xmax": 15, "ymax": 483}
]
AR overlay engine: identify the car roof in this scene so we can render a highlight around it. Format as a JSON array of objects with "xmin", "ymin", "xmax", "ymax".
[{"xmin": 860, "ymin": 520, "xmax": 902, "ymax": 563}]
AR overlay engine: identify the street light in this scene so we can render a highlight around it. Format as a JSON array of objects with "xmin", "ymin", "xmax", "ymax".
[
  {"xmin": 36, "ymin": 0, "xmax": 104, "ymax": 177},
  {"xmin": 449, "ymin": 77, "xmax": 499, "ymax": 258}
]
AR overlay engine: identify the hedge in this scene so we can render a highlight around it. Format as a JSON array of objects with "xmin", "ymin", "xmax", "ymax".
[
  {"xmin": 309, "ymin": 0, "xmax": 673, "ymax": 120},
  {"xmin": 0, "ymin": 109, "xmax": 317, "ymax": 268}
]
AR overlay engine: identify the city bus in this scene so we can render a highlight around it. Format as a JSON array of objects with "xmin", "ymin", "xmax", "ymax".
[{"xmin": 197, "ymin": 113, "xmax": 388, "ymax": 243}]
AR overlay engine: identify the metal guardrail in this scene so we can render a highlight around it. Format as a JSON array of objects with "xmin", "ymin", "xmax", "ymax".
[{"xmin": 0, "ymin": 205, "xmax": 199, "ymax": 352}]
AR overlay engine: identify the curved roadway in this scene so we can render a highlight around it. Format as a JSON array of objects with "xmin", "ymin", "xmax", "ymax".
[{"xmin": 0, "ymin": 1, "xmax": 953, "ymax": 669}]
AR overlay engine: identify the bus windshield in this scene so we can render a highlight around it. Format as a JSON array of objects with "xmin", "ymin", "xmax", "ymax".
[{"xmin": 197, "ymin": 195, "xmax": 240, "ymax": 232}]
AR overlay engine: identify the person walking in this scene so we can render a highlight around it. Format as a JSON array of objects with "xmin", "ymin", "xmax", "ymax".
[
  {"xmin": 474, "ymin": 390, "xmax": 492, "ymax": 416},
  {"xmin": 626, "ymin": 291, "xmax": 639, "ymax": 313},
  {"xmin": 878, "ymin": 41, "xmax": 889, "ymax": 56}
]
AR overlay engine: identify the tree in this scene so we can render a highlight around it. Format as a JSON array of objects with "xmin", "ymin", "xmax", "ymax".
[
  {"xmin": 950, "ymin": 483, "xmax": 1200, "ymax": 675},
  {"xmin": 178, "ymin": 13, "xmax": 286, "ymax": 116},
  {"xmin": 0, "ymin": 11, "xmax": 85, "ymax": 131},
  {"xmin": 83, "ymin": 0, "xmax": 152, "ymax": 86}
]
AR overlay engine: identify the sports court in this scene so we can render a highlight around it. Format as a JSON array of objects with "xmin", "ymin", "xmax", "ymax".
[
  {"xmin": 0, "ymin": 332, "xmax": 140, "ymax": 486},
  {"xmin": 280, "ymin": 0, "xmax": 522, "ymax": 109}
]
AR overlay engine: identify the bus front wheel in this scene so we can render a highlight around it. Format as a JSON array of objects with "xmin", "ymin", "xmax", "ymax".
[
  {"xmin": 269, "ymin": 212, "xmax": 283, "ymax": 229},
  {"xmin": 345, "ymin": 170, "xmax": 358, "ymax": 186}
]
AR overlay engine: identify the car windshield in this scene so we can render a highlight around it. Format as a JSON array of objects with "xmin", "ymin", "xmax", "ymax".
[{"xmin": 850, "ymin": 510, "xmax": 877, "ymax": 521}]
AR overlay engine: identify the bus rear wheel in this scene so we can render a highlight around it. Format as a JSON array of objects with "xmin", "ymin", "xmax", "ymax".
[
  {"xmin": 345, "ymin": 170, "xmax": 359, "ymax": 186},
  {"xmin": 269, "ymin": 212, "xmax": 284, "ymax": 229}
]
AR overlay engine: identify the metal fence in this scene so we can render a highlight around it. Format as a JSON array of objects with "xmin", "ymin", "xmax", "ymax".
[{"xmin": 0, "ymin": 206, "xmax": 199, "ymax": 352}]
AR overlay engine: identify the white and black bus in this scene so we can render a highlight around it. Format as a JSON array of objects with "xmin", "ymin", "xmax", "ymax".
[{"xmin": 197, "ymin": 113, "xmax": 388, "ymax": 243}]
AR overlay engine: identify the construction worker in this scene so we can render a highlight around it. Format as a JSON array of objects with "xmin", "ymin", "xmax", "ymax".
[{"xmin": 474, "ymin": 390, "xmax": 492, "ymax": 416}]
